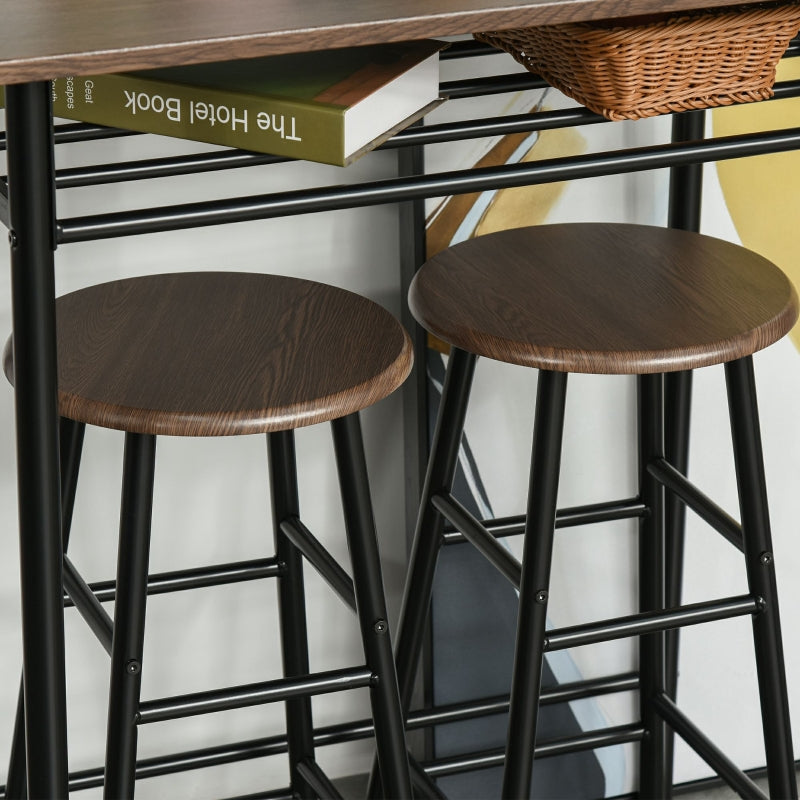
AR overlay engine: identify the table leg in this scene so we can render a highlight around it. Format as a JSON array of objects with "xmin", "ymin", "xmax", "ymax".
[{"xmin": 5, "ymin": 80, "xmax": 68, "ymax": 798}]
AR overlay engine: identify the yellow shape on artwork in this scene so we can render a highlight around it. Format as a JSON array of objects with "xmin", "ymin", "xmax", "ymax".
[{"xmin": 713, "ymin": 57, "xmax": 800, "ymax": 349}]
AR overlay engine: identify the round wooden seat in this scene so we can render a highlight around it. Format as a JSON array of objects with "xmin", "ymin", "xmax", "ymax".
[
  {"xmin": 4, "ymin": 272, "xmax": 412, "ymax": 436},
  {"xmin": 410, "ymin": 223, "xmax": 798, "ymax": 374}
]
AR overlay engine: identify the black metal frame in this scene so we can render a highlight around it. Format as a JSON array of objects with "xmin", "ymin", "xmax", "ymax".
[{"xmin": 3, "ymin": 36, "xmax": 800, "ymax": 797}]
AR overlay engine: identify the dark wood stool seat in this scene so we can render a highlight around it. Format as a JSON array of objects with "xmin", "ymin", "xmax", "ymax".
[
  {"xmin": 4, "ymin": 271, "xmax": 412, "ymax": 436},
  {"xmin": 392, "ymin": 223, "xmax": 799, "ymax": 800},
  {"xmin": 3, "ymin": 271, "xmax": 414, "ymax": 799},
  {"xmin": 410, "ymin": 223, "xmax": 797, "ymax": 373}
]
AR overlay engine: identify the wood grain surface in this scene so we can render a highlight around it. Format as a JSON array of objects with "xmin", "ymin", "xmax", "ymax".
[
  {"xmin": 4, "ymin": 272, "xmax": 412, "ymax": 436},
  {"xmin": 409, "ymin": 223, "xmax": 799, "ymax": 374},
  {"xmin": 0, "ymin": 0, "xmax": 752, "ymax": 85}
]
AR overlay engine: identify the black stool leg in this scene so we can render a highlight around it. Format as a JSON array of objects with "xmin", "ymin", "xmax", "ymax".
[
  {"xmin": 638, "ymin": 374, "xmax": 668, "ymax": 798},
  {"xmin": 6, "ymin": 418, "xmax": 85, "ymax": 800},
  {"xmin": 267, "ymin": 429, "xmax": 315, "ymax": 800},
  {"xmin": 366, "ymin": 346, "xmax": 476, "ymax": 798},
  {"xmin": 725, "ymin": 356, "xmax": 797, "ymax": 800},
  {"xmin": 502, "ymin": 369, "xmax": 568, "ymax": 800},
  {"xmin": 332, "ymin": 413, "xmax": 413, "ymax": 800},
  {"xmin": 393, "ymin": 346, "xmax": 477, "ymax": 713},
  {"xmin": 104, "ymin": 432, "xmax": 156, "ymax": 799},
  {"xmin": 663, "ymin": 370, "xmax": 692, "ymax": 797}
]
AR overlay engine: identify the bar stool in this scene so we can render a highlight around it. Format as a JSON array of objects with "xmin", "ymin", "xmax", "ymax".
[
  {"xmin": 3, "ymin": 271, "xmax": 413, "ymax": 799},
  {"xmin": 393, "ymin": 223, "xmax": 798, "ymax": 799}
]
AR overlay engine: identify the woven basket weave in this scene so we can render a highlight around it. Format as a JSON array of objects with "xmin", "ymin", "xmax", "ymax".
[{"xmin": 475, "ymin": 3, "xmax": 800, "ymax": 120}]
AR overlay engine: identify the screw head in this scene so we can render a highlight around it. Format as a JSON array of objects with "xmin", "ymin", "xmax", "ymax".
[
  {"xmin": 760, "ymin": 552, "xmax": 774, "ymax": 566},
  {"xmin": 125, "ymin": 660, "xmax": 141, "ymax": 675},
  {"xmin": 374, "ymin": 619, "xmax": 388, "ymax": 634},
  {"xmin": 8, "ymin": 231, "xmax": 17, "ymax": 248},
  {"xmin": 535, "ymin": 590, "xmax": 548, "ymax": 604}
]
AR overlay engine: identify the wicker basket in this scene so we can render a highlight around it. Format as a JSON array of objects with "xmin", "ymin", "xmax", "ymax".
[{"xmin": 475, "ymin": 3, "xmax": 800, "ymax": 120}]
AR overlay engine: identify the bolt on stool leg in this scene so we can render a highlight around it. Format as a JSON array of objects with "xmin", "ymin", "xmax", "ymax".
[
  {"xmin": 267, "ymin": 429, "xmax": 315, "ymax": 800},
  {"xmin": 725, "ymin": 356, "xmax": 797, "ymax": 800},
  {"xmin": 332, "ymin": 413, "xmax": 412, "ymax": 800},
  {"xmin": 502, "ymin": 369, "xmax": 568, "ymax": 800},
  {"xmin": 104, "ymin": 433, "xmax": 156, "ymax": 799},
  {"xmin": 638, "ymin": 374, "xmax": 668, "ymax": 798}
]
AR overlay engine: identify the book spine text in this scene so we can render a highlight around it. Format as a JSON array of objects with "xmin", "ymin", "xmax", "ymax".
[{"xmin": 51, "ymin": 74, "xmax": 346, "ymax": 165}]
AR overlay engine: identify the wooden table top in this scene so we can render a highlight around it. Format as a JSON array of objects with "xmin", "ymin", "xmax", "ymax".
[{"xmin": 0, "ymin": 0, "xmax": 751, "ymax": 85}]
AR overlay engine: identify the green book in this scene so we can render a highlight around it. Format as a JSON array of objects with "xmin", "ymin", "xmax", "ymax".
[{"xmin": 2, "ymin": 40, "xmax": 444, "ymax": 167}]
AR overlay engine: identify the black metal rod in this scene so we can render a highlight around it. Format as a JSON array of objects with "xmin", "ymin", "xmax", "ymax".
[
  {"xmin": 9, "ymin": 670, "xmax": 640, "ymax": 793},
  {"xmin": 54, "ymin": 149, "xmax": 287, "ymax": 188},
  {"xmin": 408, "ymin": 757, "xmax": 449, "ymax": 800},
  {"xmin": 725, "ymin": 356, "xmax": 797, "ymax": 799},
  {"xmin": 5, "ymin": 416, "xmax": 86, "ymax": 799},
  {"xmin": 648, "ymin": 457, "xmax": 743, "ymax": 551},
  {"xmin": 653, "ymin": 693, "xmax": 769, "ymax": 800},
  {"xmin": 331, "ymin": 413, "xmax": 412, "ymax": 800},
  {"xmin": 425, "ymin": 723, "xmax": 646, "ymax": 778},
  {"xmin": 535, "ymin": 723, "xmax": 647, "ymax": 761},
  {"xmin": 5, "ymin": 80, "xmax": 68, "ymax": 800},
  {"xmin": 393, "ymin": 348, "xmax": 478, "ymax": 712},
  {"xmin": 267, "ymin": 428, "xmax": 315, "ymax": 799},
  {"xmin": 545, "ymin": 594, "xmax": 758, "ymax": 651},
  {"xmin": 668, "ymin": 110, "xmax": 706, "ymax": 232},
  {"xmin": 372, "ymin": 348, "xmax": 477, "ymax": 798},
  {"xmin": 62, "ymin": 555, "xmax": 114, "ymax": 655},
  {"xmin": 540, "ymin": 671, "xmax": 640, "ymax": 707},
  {"xmin": 280, "ymin": 516, "xmax": 356, "ymax": 611},
  {"xmin": 442, "ymin": 72, "xmax": 550, "ymax": 99},
  {"xmin": 503, "ymin": 369, "xmax": 568, "ymax": 800},
  {"xmin": 433, "ymin": 491, "xmax": 522, "ymax": 587},
  {"xmin": 396, "ymin": 121, "xmax": 429, "ymax": 598},
  {"xmin": 440, "ymin": 39, "xmax": 497, "ymax": 59},
  {"xmin": 334, "ymin": 670, "xmax": 641, "ymax": 742},
  {"xmin": 55, "ymin": 126, "xmax": 800, "ymax": 242},
  {"xmin": 0, "ymin": 121, "xmax": 140, "ymax": 151},
  {"xmin": 67, "ymin": 733, "xmax": 299, "ymax": 791},
  {"xmin": 137, "ymin": 666, "xmax": 374, "ymax": 725},
  {"xmin": 408, "ymin": 671, "xmax": 640, "ymax": 731},
  {"xmin": 390, "ymin": 106, "xmax": 606, "ymax": 146},
  {"xmin": 638, "ymin": 373, "xmax": 668, "ymax": 798},
  {"xmin": 663, "ymin": 387, "xmax": 695, "ymax": 790},
  {"xmin": 104, "ymin": 432, "xmax": 156, "ymax": 799},
  {"xmin": 553, "ymin": 497, "xmax": 649, "ymax": 529},
  {"xmin": 64, "ymin": 557, "xmax": 283, "ymax": 606},
  {"xmin": 295, "ymin": 760, "xmax": 344, "ymax": 800},
  {"xmin": 444, "ymin": 497, "xmax": 648, "ymax": 542},
  {"xmin": 59, "ymin": 418, "xmax": 86, "ymax": 543}
]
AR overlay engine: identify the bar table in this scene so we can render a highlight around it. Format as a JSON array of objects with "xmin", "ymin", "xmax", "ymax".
[{"xmin": 0, "ymin": 1, "xmax": 792, "ymax": 796}]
